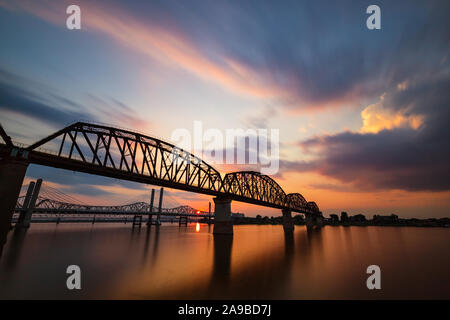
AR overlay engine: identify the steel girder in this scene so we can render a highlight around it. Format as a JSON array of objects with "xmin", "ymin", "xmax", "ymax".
[
  {"xmin": 285, "ymin": 193, "xmax": 308, "ymax": 209},
  {"xmin": 16, "ymin": 196, "xmax": 206, "ymax": 215},
  {"xmin": 3, "ymin": 122, "xmax": 320, "ymax": 214},
  {"xmin": 221, "ymin": 171, "xmax": 286, "ymax": 207},
  {"xmin": 26, "ymin": 122, "xmax": 222, "ymax": 193}
]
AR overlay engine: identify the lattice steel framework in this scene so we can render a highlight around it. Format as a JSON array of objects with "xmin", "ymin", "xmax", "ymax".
[
  {"xmin": 221, "ymin": 171, "xmax": 286, "ymax": 207},
  {"xmin": 25, "ymin": 122, "xmax": 222, "ymax": 194},
  {"xmin": 285, "ymin": 193, "xmax": 308, "ymax": 208},
  {"xmin": 306, "ymin": 201, "xmax": 319, "ymax": 213},
  {"xmin": 1, "ymin": 122, "xmax": 321, "ymax": 215},
  {"xmin": 15, "ymin": 196, "xmax": 208, "ymax": 216}
]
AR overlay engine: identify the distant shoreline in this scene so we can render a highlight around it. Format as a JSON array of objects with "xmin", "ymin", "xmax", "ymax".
[
  {"xmin": 10, "ymin": 215, "xmax": 450, "ymax": 228},
  {"xmin": 221, "ymin": 215, "xmax": 450, "ymax": 228}
]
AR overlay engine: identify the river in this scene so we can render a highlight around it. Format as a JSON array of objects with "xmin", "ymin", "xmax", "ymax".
[{"xmin": 0, "ymin": 223, "xmax": 449, "ymax": 299}]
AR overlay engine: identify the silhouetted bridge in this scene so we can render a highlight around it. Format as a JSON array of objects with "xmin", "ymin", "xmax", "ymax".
[
  {"xmin": 12, "ymin": 194, "xmax": 212, "ymax": 226},
  {"xmin": 0, "ymin": 122, "xmax": 323, "ymax": 248},
  {"xmin": 14, "ymin": 196, "xmax": 210, "ymax": 217}
]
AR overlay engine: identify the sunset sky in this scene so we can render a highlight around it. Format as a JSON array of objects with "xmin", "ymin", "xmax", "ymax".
[{"xmin": 0, "ymin": 0, "xmax": 449, "ymax": 218}]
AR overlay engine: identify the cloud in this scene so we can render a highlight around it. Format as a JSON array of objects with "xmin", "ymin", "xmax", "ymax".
[
  {"xmin": 243, "ymin": 105, "xmax": 278, "ymax": 129},
  {"xmin": 280, "ymin": 73, "xmax": 450, "ymax": 192},
  {"xmin": 360, "ymin": 94, "xmax": 424, "ymax": 133},
  {"xmin": 85, "ymin": 94, "xmax": 150, "ymax": 130},
  {"xmin": 2, "ymin": 0, "xmax": 448, "ymax": 111},
  {"xmin": 0, "ymin": 69, "xmax": 92, "ymax": 127},
  {"xmin": 0, "ymin": 0, "xmax": 288, "ymax": 101},
  {"xmin": 0, "ymin": 68, "xmax": 150, "ymax": 142},
  {"xmin": 161, "ymin": 0, "xmax": 450, "ymax": 110}
]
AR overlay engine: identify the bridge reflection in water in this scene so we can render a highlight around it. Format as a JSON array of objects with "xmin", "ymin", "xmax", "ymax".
[{"xmin": 1, "ymin": 223, "xmax": 450, "ymax": 299}]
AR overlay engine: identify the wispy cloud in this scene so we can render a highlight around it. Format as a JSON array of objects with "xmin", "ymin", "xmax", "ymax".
[
  {"xmin": 5, "ymin": 0, "xmax": 448, "ymax": 112},
  {"xmin": 0, "ymin": 68, "xmax": 150, "ymax": 143},
  {"xmin": 0, "ymin": 0, "xmax": 289, "ymax": 101}
]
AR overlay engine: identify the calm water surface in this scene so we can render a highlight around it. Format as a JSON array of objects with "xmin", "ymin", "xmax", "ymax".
[{"xmin": 1, "ymin": 223, "xmax": 449, "ymax": 299}]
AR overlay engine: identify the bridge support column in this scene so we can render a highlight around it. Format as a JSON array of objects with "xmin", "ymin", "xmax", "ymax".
[
  {"xmin": 208, "ymin": 202, "xmax": 212, "ymax": 225},
  {"xmin": 213, "ymin": 197, "xmax": 233, "ymax": 235},
  {"xmin": 156, "ymin": 187, "xmax": 163, "ymax": 226},
  {"xmin": 306, "ymin": 214, "xmax": 314, "ymax": 230},
  {"xmin": 282, "ymin": 209, "xmax": 294, "ymax": 232},
  {"xmin": 16, "ymin": 181, "xmax": 35, "ymax": 226},
  {"xmin": 306, "ymin": 213, "xmax": 324, "ymax": 230},
  {"xmin": 0, "ymin": 158, "xmax": 29, "ymax": 256},
  {"xmin": 179, "ymin": 216, "xmax": 188, "ymax": 226},
  {"xmin": 317, "ymin": 214, "xmax": 324, "ymax": 228},
  {"xmin": 147, "ymin": 188, "xmax": 155, "ymax": 226},
  {"xmin": 16, "ymin": 178, "xmax": 42, "ymax": 228}
]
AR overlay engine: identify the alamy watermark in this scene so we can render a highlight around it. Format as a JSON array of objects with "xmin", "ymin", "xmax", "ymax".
[
  {"xmin": 170, "ymin": 121, "xmax": 279, "ymax": 175},
  {"xmin": 66, "ymin": 4, "xmax": 380, "ymax": 31},
  {"xmin": 66, "ymin": 265, "xmax": 81, "ymax": 290},
  {"xmin": 66, "ymin": 5, "xmax": 81, "ymax": 30},
  {"xmin": 366, "ymin": 5, "xmax": 381, "ymax": 30},
  {"xmin": 366, "ymin": 265, "xmax": 381, "ymax": 290}
]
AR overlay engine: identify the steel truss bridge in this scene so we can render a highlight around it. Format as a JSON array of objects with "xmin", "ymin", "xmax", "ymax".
[{"xmin": 0, "ymin": 121, "xmax": 321, "ymax": 215}]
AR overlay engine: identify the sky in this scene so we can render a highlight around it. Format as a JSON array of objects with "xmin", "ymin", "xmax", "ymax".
[{"xmin": 0, "ymin": 0, "xmax": 449, "ymax": 218}]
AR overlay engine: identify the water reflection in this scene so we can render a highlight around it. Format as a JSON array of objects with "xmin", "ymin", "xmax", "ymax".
[
  {"xmin": 208, "ymin": 234, "xmax": 233, "ymax": 295},
  {"xmin": 151, "ymin": 226, "xmax": 160, "ymax": 267},
  {"xmin": 284, "ymin": 230, "xmax": 294, "ymax": 258},
  {"xmin": 3, "ymin": 228, "xmax": 27, "ymax": 271},
  {"xmin": 210, "ymin": 227, "xmax": 300, "ymax": 299}
]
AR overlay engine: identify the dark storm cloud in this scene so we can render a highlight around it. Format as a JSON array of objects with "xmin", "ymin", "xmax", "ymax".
[
  {"xmin": 26, "ymin": 164, "xmax": 148, "ymax": 193},
  {"xmin": 281, "ymin": 74, "xmax": 450, "ymax": 191},
  {"xmin": 0, "ymin": 69, "xmax": 149, "ymax": 133},
  {"xmin": 0, "ymin": 68, "xmax": 151, "ymax": 197},
  {"xmin": 126, "ymin": 0, "xmax": 449, "ymax": 107},
  {"xmin": 0, "ymin": 69, "xmax": 92, "ymax": 126}
]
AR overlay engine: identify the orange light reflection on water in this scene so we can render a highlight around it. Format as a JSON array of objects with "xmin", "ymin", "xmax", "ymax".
[{"xmin": 3, "ymin": 224, "xmax": 450, "ymax": 299}]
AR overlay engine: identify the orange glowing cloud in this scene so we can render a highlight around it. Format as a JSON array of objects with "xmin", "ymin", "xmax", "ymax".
[{"xmin": 360, "ymin": 94, "xmax": 424, "ymax": 134}]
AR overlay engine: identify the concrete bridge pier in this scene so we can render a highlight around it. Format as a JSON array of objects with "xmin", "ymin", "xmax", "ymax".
[
  {"xmin": 282, "ymin": 209, "xmax": 294, "ymax": 232},
  {"xmin": 317, "ymin": 214, "xmax": 324, "ymax": 228},
  {"xmin": 147, "ymin": 188, "xmax": 155, "ymax": 226},
  {"xmin": 16, "ymin": 181, "xmax": 35, "ymax": 226},
  {"xmin": 208, "ymin": 202, "xmax": 212, "ymax": 225},
  {"xmin": 213, "ymin": 196, "xmax": 233, "ymax": 235},
  {"xmin": 16, "ymin": 178, "xmax": 42, "ymax": 228},
  {"xmin": 0, "ymin": 158, "xmax": 29, "ymax": 256},
  {"xmin": 306, "ymin": 213, "xmax": 324, "ymax": 230},
  {"xmin": 156, "ymin": 187, "xmax": 163, "ymax": 226}
]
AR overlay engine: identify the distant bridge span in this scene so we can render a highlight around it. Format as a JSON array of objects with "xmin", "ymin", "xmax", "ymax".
[
  {"xmin": 14, "ymin": 196, "xmax": 211, "ymax": 217},
  {"xmin": 0, "ymin": 122, "xmax": 323, "ymax": 240}
]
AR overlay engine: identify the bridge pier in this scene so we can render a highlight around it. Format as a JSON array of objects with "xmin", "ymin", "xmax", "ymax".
[
  {"xmin": 0, "ymin": 158, "xmax": 29, "ymax": 256},
  {"xmin": 156, "ymin": 187, "xmax": 163, "ymax": 226},
  {"xmin": 179, "ymin": 216, "xmax": 188, "ymax": 226},
  {"xmin": 16, "ymin": 178, "xmax": 42, "ymax": 228},
  {"xmin": 306, "ymin": 213, "xmax": 324, "ymax": 230},
  {"xmin": 147, "ymin": 189, "xmax": 155, "ymax": 226},
  {"xmin": 16, "ymin": 181, "xmax": 35, "ymax": 226},
  {"xmin": 213, "ymin": 197, "xmax": 233, "ymax": 235},
  {"xmin": 132, "ymin": 215, "xmax": 143, "ymax": 227},
  {"xmin": 208, "ymin": 202, "xmax": 212, "ymax": 225},
  {"xmin": 282, "ymin": 209, "xmax": 294, "ymax": 232}
]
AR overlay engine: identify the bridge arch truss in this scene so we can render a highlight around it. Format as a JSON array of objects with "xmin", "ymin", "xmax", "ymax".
[{"xmin": 1, "ymin": 122, "xmax": 321, "ymax": 215}]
